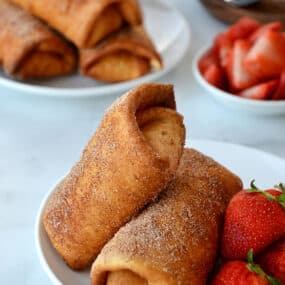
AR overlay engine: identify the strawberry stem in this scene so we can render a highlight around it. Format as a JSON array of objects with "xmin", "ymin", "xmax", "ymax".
[
  {"xmin": 247, "ymin": 249, "xmax": 282, "ymax": 285},
  {"xmin": 246, "ymin": 180, "xmax": 285, "ymax": 210},
  {"xmin": 250, "ymin": 180, "xmax": 259, "ymax": 190},
  {"xmin": 247, "ymin": 248, "xmax": 254, "ymax": 263},
  {"xmin": 277, "ymin": 197, "xmax": 285, "ymax": 209},
  {"xmin": 275, "ymin": 183, "xmax": 285, "ymax": 193}
]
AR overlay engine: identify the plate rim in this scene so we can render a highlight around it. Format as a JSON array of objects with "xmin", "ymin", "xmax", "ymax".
[
  {"xmin": 1, "ymin": 0, "xmax": 191, "ymax": 98},
  {"xmin": 35, "ymin": 138, "xmax": 285, "ymax": 285},
  {"xmin": 192, "ymin": 45, "xmax": 285, "ymax": 108},
  {"xmin": 35, "ymin": 190, "xmax": 63, "ymax": 285}
]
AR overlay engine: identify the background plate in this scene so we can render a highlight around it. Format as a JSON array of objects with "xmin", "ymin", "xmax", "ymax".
[
  {"xmin": 0, "ymin": 0, "xmax": 190, "ymax": 98},
  {"xmin": 35, "ymin": 139, "xmax": 285, "ymax": 285}
]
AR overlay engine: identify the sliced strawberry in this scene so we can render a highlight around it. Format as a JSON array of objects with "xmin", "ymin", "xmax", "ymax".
[
  {"xmin": 214, "ymin": 17, "xmax": 260, "ymax": 65},
  {"xmin": 249, "ymin": 22, "xmax": 282, "ymax": 43},
  {"xmin": 239, "ymin": 80, "xmax": 278, "ymax": 100},
  {"xmin": 272, "ymin": 71, "xmax": 285, "ymax": 100},
  {"xmin": 225, "ymin": 17, "xmax": 260, "ymax": 42},
  {"xmin": 198, "ymin": 46, "xmax": 219, "ymax": 75},
  {"xmin": 214, "ymin": 17, "xmax": 259, "ymax": 67},
  {"xmin": 227, "ymin": 39, "xmax": 259, "ymax": 91},
  {"xmin": 203, "ymin": 64, "xmax": 225, "ymax": 89},
  {"xmin": 215, "ymin": 17, "xmax": 260, "ymax": 45},
  {"xmin": 245, "ymin": 31, "xmax": 285, "ymax": 79},
  {"xmin": 216, "ymin": 36, "xmax": 233, "ymax": 70}
]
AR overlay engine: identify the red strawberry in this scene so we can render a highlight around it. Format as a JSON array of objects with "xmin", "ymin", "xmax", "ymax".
[
  {"xmin": 227, "ymin": 40, "xmax": 260, "ymax": 91},
  {"xmin": 225, "ymin": 17, "xmax": 260, "ymax": 42},
  {"xmin": 239, "ymin": 80, "xmax": 278, "ymax": 100},
  {"xmin": 222, "ymin": 181, "xmax": 285, "ymax": 260},
  {"xmin": 214, "ymin": 17, "xmax": 259, "ymax": 69},
  {"xmin": 245, "ymin": 31, "xmax": 285, "ymax": 79},
  {"xmin": 198, "ymin": 47, "xmax": 219, "ymax": 75},
  {"xmin": 249, "ymin": 22, "xmax": 282, "ymax": 43},
  {"xmin": 211, "ymin": 250, "xmax": 281, "ymax": 285},
  {"xmin": 214, "ymin": 17, "xmax": 259, "ymax": 48},
  {"xmin": 272, "ymin": 71, "xmax": 285, "ymax": 100},
  {"xmin": 215, "ymin": 35, "xmax": 233, "ymax": 70},
  {"xmin": 258, "ymin": 239, "xmax": 285, "ymax": 284},
  {"xmin": 203, "ymin": 64, "xmax": 225, "ymax": 89},
  {"xmin": 211, "ymin": 261, "xmax": 269, "ymax": 285}
]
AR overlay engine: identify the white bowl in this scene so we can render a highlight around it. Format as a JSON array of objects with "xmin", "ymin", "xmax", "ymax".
[
  {"xmin": 193, "ymin": 46, "xmax": 285, "ymax": 115},
  {"xmin": 35, "ymin": 139, "xmax": 285, "ymax": 285}
]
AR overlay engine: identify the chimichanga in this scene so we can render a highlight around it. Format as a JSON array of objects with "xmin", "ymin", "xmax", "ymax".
[
  {"xmin": 11, "ymin": 0, "xmax": 142, "ymax": 48},
  {"xmin": 80, "ymin": 26, "xmax": 162, "ymax": 82},
  {"xmin": 43, "ymin": 83, "xmax": 185, "ymax": 270},
  {"xmin": 0, "ymin": 0, "xmax": 76, "ymax": 79},
  {"xmin": 91, "ymin": 149, "xmax": 243, "ymax": 285}
]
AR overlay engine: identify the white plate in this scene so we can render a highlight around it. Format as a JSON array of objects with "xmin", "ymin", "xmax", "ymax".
[
  {"xmin": 0, "ymin": 0, "xmax": 190, "ymax": 98},
  {"xmin": 193, "ymin": 47, "xmax": 285, "ymax": 115},
  {"xmin": 35, "ymin": 139, "xmax": 285, "ymax": 285}
]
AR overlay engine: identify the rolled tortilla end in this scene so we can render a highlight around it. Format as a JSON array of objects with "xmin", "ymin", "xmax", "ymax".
[
  {"xmin": 80, "ymin": 26, "xmax": 162, "ymax": 82},
  {"xmin": 0, "ymin": 0, "xmax": 76, "ymax": 79},
  {"xmin": 13, "ymin": 39, "xmax": 76, "ymax": 79},
  {"xmin": 107, "ymin": 270, "xmax": 147, "ymax": 285}
]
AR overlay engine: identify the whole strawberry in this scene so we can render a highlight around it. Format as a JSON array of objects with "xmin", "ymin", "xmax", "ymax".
[
  {"xmin": 211, "ymin": 250, "xmax": 281, "ymax": 285},
  {"xmin": 222, "ymin": 182, "xmax": 285, "ymax": 260},
  {"xmin": 258, "ymin": 239, "xmax": 285, "ymax": 283}
]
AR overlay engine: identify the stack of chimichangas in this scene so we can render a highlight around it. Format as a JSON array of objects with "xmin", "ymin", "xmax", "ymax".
[
  {"xmin": 0, "ymin": 0, "xmax": 162, "ymax": 82},
  {"xmin": 43, "ymin": 83, "xmax": 243, "ymax": 285}
]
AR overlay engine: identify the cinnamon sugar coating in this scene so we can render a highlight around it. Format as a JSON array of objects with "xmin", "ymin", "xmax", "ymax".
[
  {"xmin": 43, "ymin": 83, "xmax": 185, "ymax": 270},
  {"xmin": 91, "ymin": 149, "xmax": 242, "ymax": 285}
]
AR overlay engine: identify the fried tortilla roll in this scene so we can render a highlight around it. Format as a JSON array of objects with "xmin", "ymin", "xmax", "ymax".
[
  {"xmin": 11, "ymin": 0, "xmax": 142, "ymax": 48},
  {"xmin": 0, "ymin": 0, "xmax": 76, "ymax": 79},
  {"xmin": 80, "ymin": 26, "xmax": 162, "ymax": 82},
  {"xmin": 91, "ymin": 149, "xmax": 243, "ymax": 285},
  {"xmin": 43, "ymin": 83, "xmax": 185, "ymax": 270}
]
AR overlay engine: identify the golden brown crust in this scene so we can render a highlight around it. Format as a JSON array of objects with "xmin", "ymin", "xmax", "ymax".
[
  {"xmin": 82, "ymin": 51, "xmax": 151, "ymax": 83},
  {"xmin": 80, "ymin": 26, "xmax": 162, "ymax": 82},
  {"xmin": 43, "ymin": 83, "xmax": 185, "ymax": 270},
  {"xmin": 11, "ymin": 0, "xmax": 142, "ymax": 47},
  {"xmin": 91, "ymin": 149, "xmax": 243, "ymax": 285},
  {"xmin": 107, "ymin": 270, "xmax": 147, "ymax": 285},
  {"xmin": 0, "ymin": 0, "xmax": 76, "ymax": 79}
]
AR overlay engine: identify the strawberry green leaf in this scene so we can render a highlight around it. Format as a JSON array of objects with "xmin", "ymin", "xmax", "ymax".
[
  {"xmin": 250, "ymin": 180, "xmax": 259, "ymax": 190},
  {"xmin": 247, "ymin": 249, "xmax": 282, "ymax": 285},
  {"xmin": 247, "ymin": 248, "xmax": 254, "ymax": 264},
  {"xmin": 247, "ymin": 263, "xmax": 263, "ymax": 275},
  {"xmin": 275, "ymin": 183, "xmax": 285, "ymax": 193},
  {"xmin": 247, "ymin": 180, "xmax": 264, "ymax": 194},
  {"xmin": 263, "ymin": 191, "xmax": 276, "ymax": 201},
  {"xmin": 276, "ymin": 194, "xmax": 285, "ymax": 210},
  {"xmin": 277, "ymin": 194, "xmax": 285, "ymax": 202},
  {"xmin": 267, "ymin": 276, "xmax": 282, "ymax": 285},
  {"xmin": 274, "ymin": 183, "xmax": 285, "ymax": 194},
  {"xmin": 247, "ymin": 188, "xmax": 260, "ymax": 193},
  {"xmin": 246, "ymin": 181, "xmax": 285, "ymax": 209}
]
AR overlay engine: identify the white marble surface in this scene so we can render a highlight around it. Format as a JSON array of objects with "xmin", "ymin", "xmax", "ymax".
[{"xmin": 1, "ymin": 1, "xmax": 285, "ymax": 284}]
